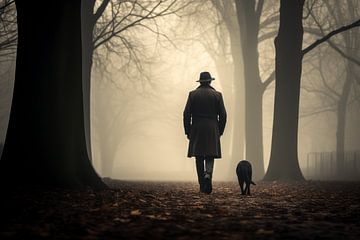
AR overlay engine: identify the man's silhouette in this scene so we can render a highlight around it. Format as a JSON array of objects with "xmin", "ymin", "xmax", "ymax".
[{"xmin": 183, "ymin": 71, "xmax": 227, "ymax": 194}]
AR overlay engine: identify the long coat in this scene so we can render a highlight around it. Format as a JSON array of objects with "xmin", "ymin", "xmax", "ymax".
[{"xmin": 183, "ymin": 85, "xmax": 227, "ymax": 158}]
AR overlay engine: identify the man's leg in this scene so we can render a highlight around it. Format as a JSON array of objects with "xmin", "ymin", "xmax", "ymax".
[
  {"xmin": 205, "ymin": 157, "xmax": 214, "ymax": 176},
  {"xmin": 195, "ymin": 157, "xmax": 205, "ymax": 192},
  {"xmin": 204, "ymin": 157, "xmax": 214, "ymax": 193}
]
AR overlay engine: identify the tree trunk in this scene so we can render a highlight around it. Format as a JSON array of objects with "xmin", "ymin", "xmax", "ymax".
[
  {"xmin": 242, "ymin": 34, "xmax": 265, "ymax": 180},
  {"xmin": 81, "ymin": 0, "xmax": 96, "ymax": 162},
  {"xmin": 263, "ymin": 0, "xmax": 305, "ymax": 181},
  {"xmin": 335, "ymin": 64, "xmax": 353, "ymax": 178},
  {"xmin": 229, "ymin": 39, "xmax": 245, "ymax": 178},
  {"xmin": 235, "ymin": 0, "xmax": 265, "ymax": 179},
  {"xmin": 214, "ymin": 59, "xmax": 234, "ymax": 180},
  {"xmin": 0, "ymin": 0, "xmax": 106, "ymax": 188},
  {"xmin": 245, "ymin": 84, "xmax": 264, "ymax": 179}
]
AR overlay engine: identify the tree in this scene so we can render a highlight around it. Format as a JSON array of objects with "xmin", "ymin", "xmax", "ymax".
[
  {"xmin": 233, "ymin": 0, "xmax": 280, "ymax": 179},
  {"xmin": 264, "ymin": 0, "xmax": 360, "ymax": 180},
  {"xmin": 204, "ymin": 0, "xmax": 280, "ymax": 179},
  {"xmin": 91, "ymin": 78, "xmax": 145, "ymax": 177},
  {"xmin": 301, "ymin": 51, "xmax": 360, "ymax": 178},
  {"xmin": 263, "ymin": 0, "xmax": 305, "ymax": 181},
  {"xmin": 81, "ymin": 0, "xmax": 188, "ymax": 161},
  {"xmin": 302, "ymin": 0, "xmax": 360, "ymax": 178},
  {"xmin": 191, "ymin": 0, "xmax": 279, "ymax": 179},
  {"xmin": 0, "ymin": 0, "xmax": 106, "ymax": 188},
  {"xmin": 178, "ymin": 0, "xmax": 243, "ymax": 179}
]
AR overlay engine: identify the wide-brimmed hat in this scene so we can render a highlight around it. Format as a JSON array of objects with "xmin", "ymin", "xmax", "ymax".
[{"xmin": 196, "ymin": 71, "xmax": 215, "ymax": 82}]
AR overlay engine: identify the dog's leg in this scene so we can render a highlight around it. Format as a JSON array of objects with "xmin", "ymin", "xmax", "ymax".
[
  {"xmin": 238, "ymin": 178, "xmax": 245, "ymax": 195},
  {"xmin": 244, "ymin": 183, "xmax": 249, "ymax": 195}
]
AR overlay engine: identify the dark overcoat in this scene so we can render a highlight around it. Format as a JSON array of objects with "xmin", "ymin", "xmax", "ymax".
[{"xmin": 183, "ymin": 85, "xmax": 227, "ymax": 158}]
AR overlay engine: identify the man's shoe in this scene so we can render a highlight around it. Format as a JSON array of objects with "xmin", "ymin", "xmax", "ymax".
[{"xmin": 199, "ymin": 182, "xmax": 205, "ymax": 193}]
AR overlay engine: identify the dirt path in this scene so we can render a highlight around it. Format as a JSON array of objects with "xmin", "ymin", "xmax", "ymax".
[{"xmin": 1, "ymin": 180, "xmax": 360, "ymax": 239}]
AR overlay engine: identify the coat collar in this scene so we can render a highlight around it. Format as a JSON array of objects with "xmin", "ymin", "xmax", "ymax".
[{"xmin": 197, "ymin": 84, "xmax": 216, "ymax": 90}]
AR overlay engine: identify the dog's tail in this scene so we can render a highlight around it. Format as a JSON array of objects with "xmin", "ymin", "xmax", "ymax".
[{"xmin": 251, "ymin": 181, "xmax": 256, "ymax": 185}]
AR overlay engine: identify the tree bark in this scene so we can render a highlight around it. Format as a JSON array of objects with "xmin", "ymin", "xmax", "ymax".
[
  {"xmin": 235, "ymin": 0, "xmax": 265, "ymax": 179},
  {"xmin": 0, "ymin": 0, "xmax": 106, "ymax": 188},
  {"xmin": 214, "ymin": 58, "xmax": 235, "ymax": 180},
  {"xmin": 263, "ymin": 0, "xmax": 305, "ymax": 181},
  {"xmin": 81, "ymin": 0, "xmax": 97, "ymax": 162},
  {"xmin": 336, "ymin": 64, "xmax": 353, "ymax": 178},
  {"xmin": 242, "ymin": 28, "xmax": 264, "ymax": 180},
  {"xmin": 229, "ymin": 36, "xmax": 245, "ymax": 177}
]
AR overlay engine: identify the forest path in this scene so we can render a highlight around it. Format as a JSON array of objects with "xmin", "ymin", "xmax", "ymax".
[{"xmin": 1, "ymin": 180, "xmax": 360, "ymax": 239}]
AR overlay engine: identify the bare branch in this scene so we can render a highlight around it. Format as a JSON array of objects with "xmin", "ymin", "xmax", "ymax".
[
  {"xmin": 255, "ymin": 0, "xmax": 264, "ymax": 21},
  {"xmin": 302, "ymin": 18, "xmax": 360, "ymax": 55},
  {"xmin": 305, "ymin": 13, "xmax": 360, "ymax": 66},
  {"xmin": 261, "ymin": 70, "xmax": 274, "ymax": 91},
  {"xmin": 0, "ymin": 0, "xmax": 14, "ymax": 12},
  {"xmin": 259, "ymin": 15, "xmax": 279, "ymax": 29},
  {"xmin": 258, "ymin": 30, "xmax": 277, "ymax": 43},
  {"xmin": 300, "ymin": 107, "xmax": 336, "ymax": 118},
  {"xmin": 94, "ymin": 0, "xmax": 111, "ymax": 23}
]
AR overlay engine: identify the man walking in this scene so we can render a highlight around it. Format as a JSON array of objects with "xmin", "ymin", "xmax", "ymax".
[{"xmin": 183, "ymin": 71, "xmax": 227, "ymax": 194}]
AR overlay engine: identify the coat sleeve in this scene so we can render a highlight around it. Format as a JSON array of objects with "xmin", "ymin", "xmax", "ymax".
[
  {"xmin": 183, "ymin": 92, "xmax": 192, "ymax": 136},
  {"xmin": 218, "ymin": 92, "xmax": 227, "ymax": 136}
]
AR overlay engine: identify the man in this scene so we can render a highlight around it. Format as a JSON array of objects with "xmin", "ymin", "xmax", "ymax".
[{"xmin": 183, "ymin": 71, "xmax": 227, "ymax": 194}]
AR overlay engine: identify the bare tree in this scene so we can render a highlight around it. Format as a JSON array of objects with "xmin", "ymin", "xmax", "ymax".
[
  {"xmin": 174, "ymin": 0, "xmax": 240, "ymax": 179},
  {"xmin": 81, "ymin": 0, "xmax": 192, "ymax": 164},
  {"xmin": 232, "ymin": 0, "xmax": 280, "ymax": 179},
  {"xmin": 182, "ymin": 0, "xmax": 279, "ymax": 179},
  {"xmin": 1, "ymin": 0, "xmax": 105, "ymax": 188},
  {"xmin": 263, "ymin": 0, "xmax": 305, "ymax": 181},
  {"xmin": 264, "ymin": 0, "xmax": 360, "ymax": 181},
  {"xmin": 301, "ymin": 0, "xmax": 360, "ymax": 178}
]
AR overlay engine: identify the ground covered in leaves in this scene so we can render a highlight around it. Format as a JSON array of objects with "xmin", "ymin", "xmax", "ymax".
[{"xmin": 1, "ymin": 180, "xmax": 360, "ymax": 239}]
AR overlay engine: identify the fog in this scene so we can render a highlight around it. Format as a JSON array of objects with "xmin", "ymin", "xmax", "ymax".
[
  {"xmin": 90, "ymin": 25, "xmax": 230, "ymax": 180},
  {"xmin": 88, "ymin": 3, "xmax": 272, "ymax": 181},
  {"xmin": 86, "ymin": 0, "xmax": 360, "ymax": 181}
]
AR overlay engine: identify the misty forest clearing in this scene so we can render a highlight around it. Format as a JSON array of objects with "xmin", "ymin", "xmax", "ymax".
[
  {"xmin": 1, "ymin": 180, "xmax": 360, "ymax": 239},
  {"xmin": 1, "ymin": 0, "xmax": 360, "ymax": 239}
]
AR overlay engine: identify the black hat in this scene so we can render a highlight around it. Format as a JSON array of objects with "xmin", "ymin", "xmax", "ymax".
[{"xmin": 196, "ymin": 71, "xmax": 215, "ymax": 82}]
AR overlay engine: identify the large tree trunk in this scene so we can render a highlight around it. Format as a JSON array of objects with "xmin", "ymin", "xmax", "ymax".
[
  {"xmin": 235, "ymin": 0, "xmax": 265, "ymax": 179},
  {"xmin": 0, "ymin": 0, "xmax": 106, "ymax": 188},
  {"xmin": 214, "ymin": 59, "xmax": 235, "ymax": 180},
  {"xmin": 245, "ymin": 85, "xmax": 264, "ymax": 179},
  {"xmin": 81, "ymin": 0, "xmax": 97, "ymax": 162},
  {"xmin": 229, "ymin": 39, "xmax": 245, "ymax": 178},
  {"xmin": 242, "ymin": 33, "xmax": 264, "ymax": 180},
  {"xmin": 263, "ymin": 0, "xmax": 305, "ymax": 181},
  {"xmin": 335, "ymin": 64, "xmax": 353, "ymax": 178}
]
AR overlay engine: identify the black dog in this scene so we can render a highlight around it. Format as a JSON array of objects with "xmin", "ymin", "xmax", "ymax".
[{"xmin": 236, "ymin": 160, "xmax": 256, "ymax": 195}]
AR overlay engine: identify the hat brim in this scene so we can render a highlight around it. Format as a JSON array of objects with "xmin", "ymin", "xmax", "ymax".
[{"xmin": 196, "ymin": 77, "xmax": 215, "ymax": 82}]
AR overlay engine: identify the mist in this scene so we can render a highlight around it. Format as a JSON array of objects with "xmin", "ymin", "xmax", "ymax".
[
  {"xmin": 90, "ymin": 15, "xmax": 233, "ymax": 181},
  {"xmin": 84, "ymin": 0, "xmax": 359, "ymax": 181}
]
